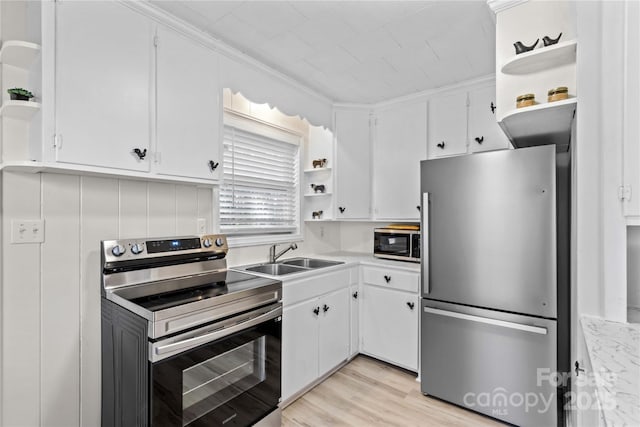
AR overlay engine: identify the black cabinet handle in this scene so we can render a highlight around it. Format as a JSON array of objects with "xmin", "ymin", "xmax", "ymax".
[
  {"xmin": 436, "ymin": 142, "xmax": 445, "ymax": 149},
  {"xmin": 384, "ymin": 275, "xmax": 391, "ymax": 283},
  {"xmin": 208, "ymin": 160, "xmax": 219, "ymax": 171},
  {"xmin": 338, "ymin": 207, "xmax": 346, "ymax": 214},
  {"xmin": 574, "ymin": 361, "xmax": 585, "ymax": 376},
  {"xmin": 352, "ymin": 291, "xmax": 358, "ymax": 299},
  {"xmin": 133, "ymin": 148, "xmax": 147, "ymax": 160},
  {"xmin": 407, "ymin": 302, "xmax": 415, "ymax": 310},
  {"xmin": 475, "ymin": 136, "xmax": 484, "ymax": 144},
  {"xmin": 313, "ymin": 307, "xmax": 320, "ymax": 316},
  {"xmin": 323, "ymin": 304, "xmax": 330, "ymax": 313},
  {"xmin": 416, "ymin": 205, "xmax": 421, "ymax": 212},
  {"xmin": 490, "ymin": 102, "xmax": 496, "ymax": 114}
]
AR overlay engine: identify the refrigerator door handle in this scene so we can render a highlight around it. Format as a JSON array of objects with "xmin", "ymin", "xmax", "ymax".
[
  {"xmin": 423, "ymin": 307, "xmax": 548, "ymax": 335},
  {"xmin": 421, "ymin": 192, "xmax": 430, "ymax": 294}
]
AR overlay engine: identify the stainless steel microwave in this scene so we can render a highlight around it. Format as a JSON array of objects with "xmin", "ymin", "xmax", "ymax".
[{"xmin": 373, "ymin": 227, "xmax": 420, "ymax": 263}]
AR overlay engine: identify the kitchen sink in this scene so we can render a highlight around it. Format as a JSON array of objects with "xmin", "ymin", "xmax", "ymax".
[
  {"xmin": 238, "ymin": 257, "xmax": 344, "ymax": 276},
  {"xmin": 280, "ymin": 257, "xmax": 344, "ymax": 268},
  {"xmin": 244, "ymin": 263, "xmax": 307, "ymax": 275}
]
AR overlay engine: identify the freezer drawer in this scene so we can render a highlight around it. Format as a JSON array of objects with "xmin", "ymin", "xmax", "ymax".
[{"xmin": 421, "ymin": 300, "xmax": 559, "ymax": 427}]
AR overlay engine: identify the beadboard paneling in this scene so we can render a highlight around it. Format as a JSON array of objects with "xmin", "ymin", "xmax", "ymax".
[
  {"xmin": 2, "ymin": 172, "xmax": 41, "ymax": 427},
  {"xmin": 1, "ymin": 171, "xmax": 214, "ymax": 427},
  {"xmin": 176, "ymin": 185, "xmax": 198, "ymax": 235},
  {"xmin": 119, "ymin": 180, "xmax": 148, "ymax": 238},
  {"xmin": 80, "ymin": 176, "xmax": 119, "ymax": 427},
  {"xmin": 41, "ymin": 174, "xmax": 81, "ymax": 427}
]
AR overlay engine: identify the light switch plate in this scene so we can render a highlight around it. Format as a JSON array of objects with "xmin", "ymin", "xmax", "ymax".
[{"xmin": 11, "ymin": 219, "xmax": 45, "ymax": 243}]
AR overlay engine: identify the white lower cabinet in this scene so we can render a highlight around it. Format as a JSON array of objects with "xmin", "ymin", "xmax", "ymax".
[
  {"xmin": 282, "ymin": 268, "xmax": 354, "ymax": 401},
  {"xmin": 349, "ymin": 284, "xmax": 360, "ymax": 357},
  {"xmin": 282, "ymin": 264, "xmax": 419, "ymax": 402},
  {"xmin": 360, "ymin": 265, "xmax": 420, "ymax": 372},
  {"xmin": 282, "ymin": 298, "xmax": 321, "ymax": 401}
]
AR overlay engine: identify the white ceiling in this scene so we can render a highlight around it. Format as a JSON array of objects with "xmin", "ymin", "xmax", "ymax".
[{"xmin": 151, "ymin": 1, "xmax": 497, "ymax": 104}]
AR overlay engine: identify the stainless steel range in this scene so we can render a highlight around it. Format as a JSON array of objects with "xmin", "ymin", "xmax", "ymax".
[{"xmin": 101, "ymin": 234, "xmax": 282, "ymax": 427}]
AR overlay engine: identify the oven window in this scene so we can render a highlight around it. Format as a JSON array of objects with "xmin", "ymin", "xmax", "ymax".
[{"xmin": 182, "ymin": 337, "xmax": 266, "ymax": 426}]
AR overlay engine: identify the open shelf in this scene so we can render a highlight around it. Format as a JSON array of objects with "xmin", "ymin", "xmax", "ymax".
[
  {"xmin": 499, "ymin": 98, "xmax": 576, "ymax": 148},
  {"xmin": 304, "ymin": 167, "xmax": 332, "ymax": 173},
  {"xmin": 304, "ymin": 192, "xmax": 332, "ymax": 197},
  {"xmin": 0, "ymin": 100, "xmax": 41, "ymax": 120},
  {"xmin": 0, "ymin": 40, "xmax": 41, "ymax": 69},
  {"xmin": 501, "ymin": 40, "xmax": 577, "ymax": 75}
]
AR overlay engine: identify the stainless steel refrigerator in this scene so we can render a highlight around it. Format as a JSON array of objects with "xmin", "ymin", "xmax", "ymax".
[{"xmin": 420, "ymin": 145, "xmax": 570, "ymax": 427}]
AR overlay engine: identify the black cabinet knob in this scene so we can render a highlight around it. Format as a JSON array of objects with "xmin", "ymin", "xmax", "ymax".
[
  {"xmin": 338, "ymin": 207, "xmax": 346, "ymax": 214},
  {"xmin": 490, "ymin": 102, "xmax": 496, "ymax": 114},
  {"xmin": 436, "ymin": 142, "xmax": 445, "ymax": 149},
  {"xmin": 407, "ymin": 302, "xmax": 415, "ymax": 310},
  {"xmin": 323, "ymin": 304, "xmax": 330, "ymax": 312},
  {"xmin": 352, "ymin": 291, "xmax": 358, "ymax": 299},
  {"xmin": 384, "ymin": 275, "xmax": 391, "ymax": 283},
  {"xmin": 133, "ymin": 148, "xmax": 147, "ymax": 160},
  {"xmin": 208, "ymin": 160, "xmax": 219, "ymax": 171},
  {"xmin": 475, "ymin": 136, "xmax": 484, "ymax": 144},
  {"xmin": 416, "ymin": 205, "xmax": 421, "ymax": 212},
  {"xmin": 313, "ymin": 307, "xmax": 320, "ymax": 316}
]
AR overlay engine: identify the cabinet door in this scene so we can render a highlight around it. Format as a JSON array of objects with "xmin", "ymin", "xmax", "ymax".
[
  {"xmin": 282, "ymin": 299, "xmax": 319, "ymax": 401},
  {"xmin": 55, "ymin": 1, "xmax": 151, "ymax": 171},
  {"xmin": 318, "ymin": 288, "xmax": 350, "ymax": 376},
  {"xmin": 156, "ymin": 26, "xmax": 221, "ymax": 181},
  {"xmin": 428, "ymin": 92, "xmax": 467, "ymax": 159},
  {"xmin": 373, "ymin": 102, "xmax": 427, "ymax": 219},
  {"xmin": 468, "ymin": 85, "xmax": 510, "ymax": 153},
  {"xmin": 349, "ymin": 284, "xmax": 360, "ymax": 357},
  {"xmin": 361, "ymin": 285, "xmax": 419, "ymax": 371},
  {"xmin": 335, "ymin": 109, "xmax": 371, "ymax": 219}
]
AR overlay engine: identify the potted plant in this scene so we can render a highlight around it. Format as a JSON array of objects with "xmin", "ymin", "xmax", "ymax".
[{"xmin": 7, "ymin": 88, "xmax": 34, "ymax": 101}]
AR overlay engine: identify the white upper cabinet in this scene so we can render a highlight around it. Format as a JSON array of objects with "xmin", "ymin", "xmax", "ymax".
[
  {"xmin": 55, "ymin": 1, "xmax": 152, "ymax": 171},
  {"xmin": 428, "ymin": 92, "xmax": 468, "ymax": 158},
  {"xmin": 335, "ymin": 108, "xmax": 371, "ymax": 219},
  {"xmin": 155, "ymin": 26, "xmax": 221, "ymax": 181},
  {"xmin": 373, "ymin": 102, "xmax": 427, "ymax": 219},
  {"xmin": 467, "ymin": 85, "xmax": 510, "ymax": 153}
]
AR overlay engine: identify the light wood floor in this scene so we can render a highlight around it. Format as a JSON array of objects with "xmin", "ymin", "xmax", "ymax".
[{"xmin": 282, "ymin": 355, "xmax": 505, "ymax": 427}]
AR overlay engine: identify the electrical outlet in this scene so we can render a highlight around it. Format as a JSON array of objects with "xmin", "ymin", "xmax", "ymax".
[
  {"xmin": 11, "ymin": 219, "xmax": 45, "ymax": 244},
  {"xmin": 197, "ymin": 218, "xmax": 207, "ymax": 234}
]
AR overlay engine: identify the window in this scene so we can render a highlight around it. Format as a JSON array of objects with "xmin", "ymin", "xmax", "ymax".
[{"xmin": 221, "ymin": 114, "xmax": 301, "ymax": 246}]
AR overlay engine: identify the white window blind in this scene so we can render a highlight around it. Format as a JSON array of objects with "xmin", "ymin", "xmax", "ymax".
[{"xmin": 221, "ymin": 123, "xmax": 300, "ymax": 237}]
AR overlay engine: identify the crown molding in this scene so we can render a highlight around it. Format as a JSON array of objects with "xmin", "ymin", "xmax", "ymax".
[
  {"xmin": 486, "ymin": 0, "xmax": 528, "ymax": 14},
  {"xmin": 120, "ymin": 0, "xmax": 333, "ymax": 106}
]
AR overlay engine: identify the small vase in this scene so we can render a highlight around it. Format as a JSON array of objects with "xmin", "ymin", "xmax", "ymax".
[{"xmin": 9, "ymin": 93, "xmax": 31, "ymax": 101}]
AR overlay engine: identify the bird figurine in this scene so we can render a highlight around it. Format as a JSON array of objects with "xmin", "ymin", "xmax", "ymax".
[
  {"xmin": 542, "ymin": 33, "xmax": 563, "ymax": 47},
  {"xmin": 513, "ymin": 39, "xmax": 539, "ymax": 54}
]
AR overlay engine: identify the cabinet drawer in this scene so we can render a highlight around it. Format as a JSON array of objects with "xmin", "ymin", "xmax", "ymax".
[
  {"xmin": 362, "ymin": 266, "xmax": 419, "ymax": 293},
  {"xmin": 283, "ymin": 268, "xmax": 351, "ymax": 306}
]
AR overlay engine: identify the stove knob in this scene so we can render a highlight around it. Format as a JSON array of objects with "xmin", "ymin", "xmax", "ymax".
[
  {"xmin": 215, "ymin": 238, "xmax": 224, "ymax": 247},
  {"xmin": 202, "ymin": 238, "xmax": 212, "ymax": 248},
  {"xmin": 131, "ymin": 243, "xmax": 144, "ymax": 255},
  {"xmin": 111, "ymin": 245, "xmax": 126, "ymax": 257}
]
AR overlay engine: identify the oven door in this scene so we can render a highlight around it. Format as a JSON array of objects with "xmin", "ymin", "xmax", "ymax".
[
  {"xmin": 150, "ymin": 305, "xmax": 281, "ymax": 427},
  {"xmin": 374, "ymin": 230, "xmax": 413, "ymax": 259}
]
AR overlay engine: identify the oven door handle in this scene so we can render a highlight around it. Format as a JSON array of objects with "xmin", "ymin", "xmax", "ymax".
[{"xmin": 151, "ymin": 305, "xmax": 282, "ymax": 362}]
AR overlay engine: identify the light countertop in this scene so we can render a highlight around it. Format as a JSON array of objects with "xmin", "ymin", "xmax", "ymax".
[{"xmin": 580, "ymin": 316, "xmax": 640, "ymax": 426}]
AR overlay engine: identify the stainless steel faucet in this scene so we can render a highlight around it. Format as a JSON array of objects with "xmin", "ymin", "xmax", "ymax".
[{"xmin": 269, "ymin": 242, "xmax": 298, "ymax": 263}]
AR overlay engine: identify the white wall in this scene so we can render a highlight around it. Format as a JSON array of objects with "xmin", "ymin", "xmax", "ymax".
[
  {"xmin": 627, "ymin": 227, "xmax": 640, "ymax": 308},
  {"xmin": 1, "ymin": 171, "xmax": 214, "ymax": 427}
]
